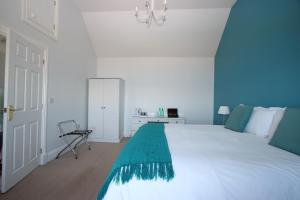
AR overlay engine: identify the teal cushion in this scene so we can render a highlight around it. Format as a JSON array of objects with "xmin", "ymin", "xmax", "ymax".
[
  {"xmin": 225, "ymin": 105, "xmax": 253, "ymax": 132},
  {"xmin": 269, "ymin": 108, "xmax": 300, "ymax": 156}
]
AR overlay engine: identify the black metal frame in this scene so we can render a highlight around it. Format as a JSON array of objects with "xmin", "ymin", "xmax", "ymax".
[{"xmin": 56, "ymin": 120, "xmax": 92, "ymax": 159}]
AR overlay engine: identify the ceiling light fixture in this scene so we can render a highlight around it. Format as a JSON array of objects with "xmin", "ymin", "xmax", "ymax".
[{"xmin": 135, "ymin": 0, "xmax": 167, "ymax": 26}]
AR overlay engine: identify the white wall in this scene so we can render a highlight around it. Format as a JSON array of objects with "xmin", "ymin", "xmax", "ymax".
[
  {"xmin": 0, "ymin": 1, "xmax": 97, "ymax": 154},
  {"xmin": 98, "ymin": 57, "xmax": 214, "ymax": 137},
  {"xmin": 0, "ymin": 52, "xmax": 5, "ymax": 88},
  {"xmin": 0, "ymin": 37, "xmax": 5, "ymax": 88},
  {"xmin": 0, "ymin": 43, "xmax": 5, "ymax": 131}
]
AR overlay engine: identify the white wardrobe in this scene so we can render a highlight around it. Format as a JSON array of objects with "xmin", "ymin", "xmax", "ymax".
[{"xmin": 88, "ymin": 78, "xmax": 124, "ymax": 143}]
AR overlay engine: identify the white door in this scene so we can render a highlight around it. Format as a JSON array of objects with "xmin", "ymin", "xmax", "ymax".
[
  {"xmin": 88, "ymin": 79, "xmax": 104, "ymax": 139},
  {"xmin": 103, "ymin": 79, "xmax": 119, "ymax": 141},
  {"xmin": 2, "ymin": 30, "xmax": 44, "ymax": 192}
]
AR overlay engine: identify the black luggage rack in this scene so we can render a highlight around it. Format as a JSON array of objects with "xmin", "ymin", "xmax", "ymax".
[{"xmin": 56, "ymin": 120, "xmax": 92, "ymax": 159}]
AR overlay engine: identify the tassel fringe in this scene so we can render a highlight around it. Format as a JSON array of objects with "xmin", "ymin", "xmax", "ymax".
[{"xmin": 98, "ymin": 162, "xmax": 174, "ymax": 200}]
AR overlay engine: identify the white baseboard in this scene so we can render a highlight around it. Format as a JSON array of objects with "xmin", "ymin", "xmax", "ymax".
[
  {"xmin": 41, "ymin": 137, "xmax": 121, "ymax": 165},
  {"xmin": 88, "ymin": 138, "xmax": 120, "ymax": 143},
  {"xmin": 46, "ymin": 144, "xmax": 68, "ymax": 163},
  {"xmin": 123, "ymin": 132, "xmax": 132, "ymax": 138},
  {"xmin": 40, "ymin": 152, "xmax": 48, "ymax": 165},
  {"xmin": 41, "ymin": 138, "xmax": 90, "ymax": 164}
]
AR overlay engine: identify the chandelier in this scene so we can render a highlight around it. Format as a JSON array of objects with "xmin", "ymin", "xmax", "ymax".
[{"xmin": 135, "ymin": 0, "xmax": 168, "ymax": 26}]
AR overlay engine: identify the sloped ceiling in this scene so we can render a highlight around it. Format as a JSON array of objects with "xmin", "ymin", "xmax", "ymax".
[
  {"xmin": 74, "ymin": 0, "xmax": 236, "ymax": 57},
  {"xmin": 73, "ymin": 0, "xmax": 237, "ymax": 11}
]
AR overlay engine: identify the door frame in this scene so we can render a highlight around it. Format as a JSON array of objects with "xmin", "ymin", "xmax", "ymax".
[{"xmin": 0, "ymin": 25, "xmax": 49, "ymax": 179}]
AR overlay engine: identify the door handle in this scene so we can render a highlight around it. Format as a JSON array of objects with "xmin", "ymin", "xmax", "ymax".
[{"xmin": 7, "ymin": 105, "xmax": 22, "ymax": 121}]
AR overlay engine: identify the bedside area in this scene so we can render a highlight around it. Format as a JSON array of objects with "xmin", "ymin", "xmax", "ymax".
[{"xmin": 130, "ymin": 116, "xmax": 185, "ymax": 136}]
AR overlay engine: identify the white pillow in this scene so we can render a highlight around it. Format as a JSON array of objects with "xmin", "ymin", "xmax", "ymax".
[
  {"xmin": 245, "ymin": 107, "xmax": 277, "ymax": 137},
  {"xmin": 267, "ymin": 107, "xmax": 286, "ymax": 141}
]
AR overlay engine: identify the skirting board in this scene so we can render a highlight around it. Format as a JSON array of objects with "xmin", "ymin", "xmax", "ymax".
[
  {"xmin": 41, "ymin": 140, "xmax": 89, "ymax": 165},
  {"xmin": 40, "ymin": 145, "xmax": 67, "ymax": 165},
  {"xmin": 88, "ymin": 138, "xmax": 120, "ymax": 143},
  {"xmin": 41, "ymin": 137, "xmax": 122, "ymax": 165},
  {"xmin": 41, "ymin": 144, "xmax": 68, "ymax": 164}
]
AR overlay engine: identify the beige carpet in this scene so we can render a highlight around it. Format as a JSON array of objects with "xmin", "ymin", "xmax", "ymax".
[{"xmin": 0, "ymin": 139, "xmax": 128, "ymax": 200}]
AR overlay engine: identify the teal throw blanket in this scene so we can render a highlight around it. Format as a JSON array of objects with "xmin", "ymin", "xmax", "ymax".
[{"xmin": 97, "ymin": 123, "xmax": 174, "ymax": 200}]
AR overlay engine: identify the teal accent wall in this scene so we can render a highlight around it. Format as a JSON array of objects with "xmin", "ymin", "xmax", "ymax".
[{"xmin": 214, "ymin": 0, "xmax": 300, "ymax": 124}]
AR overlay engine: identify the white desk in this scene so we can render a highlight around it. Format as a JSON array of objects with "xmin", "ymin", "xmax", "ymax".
[{"xmin": 130, "ymin": 116, "xmax": 185, "ymax": 136}]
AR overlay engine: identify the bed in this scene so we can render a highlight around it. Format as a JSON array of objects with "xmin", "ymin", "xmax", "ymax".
[{"xmin": 103, "ymin": 124, "xmax": 300, "ymax": 200}]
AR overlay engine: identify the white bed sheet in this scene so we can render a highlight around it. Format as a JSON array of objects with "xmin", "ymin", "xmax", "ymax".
[{"xmin": 104, "ymin": 124, "xmax": 300, "ymax": 200}]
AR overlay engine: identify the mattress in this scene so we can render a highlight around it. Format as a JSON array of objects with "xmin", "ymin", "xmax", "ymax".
[{"xmin": 104, "ymin": 124, "xmax": 300, "ymax": 200}]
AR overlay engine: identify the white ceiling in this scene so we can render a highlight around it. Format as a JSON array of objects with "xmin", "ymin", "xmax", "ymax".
[
  {"xmin": 74, "ymin": 0, "xmax": 236, "ymax": 57},
  {"xmin": 82, "ymin": 9, "xmax": 231, "ymax": 57},
  {"xmin": 73, "ymin": 0, "xmax": 237, "ymax": 12}
]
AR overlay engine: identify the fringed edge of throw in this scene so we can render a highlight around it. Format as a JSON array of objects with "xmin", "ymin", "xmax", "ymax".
[{"xmin": 98, "ymin": 162, "xmax": 174, "ymax": 200}]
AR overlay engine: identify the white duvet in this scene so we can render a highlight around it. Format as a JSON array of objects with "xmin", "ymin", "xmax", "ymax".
[{"xmin": 104, "ymin": 124, "xmax": 300, "ymax": 200}]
